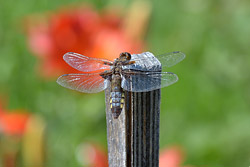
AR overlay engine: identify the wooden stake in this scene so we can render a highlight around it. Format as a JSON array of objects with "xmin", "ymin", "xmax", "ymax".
[
  {"xmin": 105, "ymin": 89, "xmax": 160, "ymax": 167},
  {"xmin": 105, "ymin": 52, "xmax": 161, "ymax": 167}
]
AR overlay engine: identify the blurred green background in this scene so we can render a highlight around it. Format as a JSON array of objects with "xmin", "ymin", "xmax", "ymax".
[{"xmin": 1, "ymin": 0, "xmax": 250, "ymax": 166}]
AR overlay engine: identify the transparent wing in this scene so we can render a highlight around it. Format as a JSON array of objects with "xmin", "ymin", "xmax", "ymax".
[
  {"xmin": 63, "ymin": 52, "xmax": 113, "ymax": 72},
  {"xmin": 129, "ymin": 51, "xmax": 185, "ymax": 69},
  {"xmin": 121, "ymin": 71, "xmax": 178, "ymax": 92},
  {"xmin": 57, "ymin": 73, "xmax": 110, "ymax": 93},
  {"xmin": 155, "ymin": 51, "xmax": 185, "ymax": 67}
]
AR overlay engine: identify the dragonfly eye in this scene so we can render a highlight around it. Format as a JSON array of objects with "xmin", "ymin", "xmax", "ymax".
[
  {"xmin": 125, "ymin": 52, "xmax": 131, "ymax": 60},
  {"xmin": 119, "ymin": 52, "xmax": 131, "ymax": 60}
]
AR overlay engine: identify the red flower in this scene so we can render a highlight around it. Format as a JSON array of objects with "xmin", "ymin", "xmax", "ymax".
[
  {"xmin": 26, "ymin": 5, "xmax": 145, "ymax": 78},
  {"xmin": 0, "ymin": 110, "xmax": 30, "ymax": 136}
]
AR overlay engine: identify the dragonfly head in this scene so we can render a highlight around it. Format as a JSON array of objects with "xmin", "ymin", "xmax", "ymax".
[{"xmin": 119, "ymin": 52, "xmax": 131, "ymax": 61}]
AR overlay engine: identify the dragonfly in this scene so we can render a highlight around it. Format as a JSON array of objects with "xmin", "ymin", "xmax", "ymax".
[{"xmin": 57, "ymin": 51, "xmax": 185, "ymax": 119}]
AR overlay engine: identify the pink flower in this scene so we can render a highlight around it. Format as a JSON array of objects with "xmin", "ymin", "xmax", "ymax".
[
  {"xmin": 76, "ymin": 144, "xmax": 193, "ymax": 167},
  {"xmin": 76, "ymin": 143, "xmax": 108, "ymax": 167},
  {"xmin": 159, "ymin": 146, "xmax": 184, "ymax": 167}
]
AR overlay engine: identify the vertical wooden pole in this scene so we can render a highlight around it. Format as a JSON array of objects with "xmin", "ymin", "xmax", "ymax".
[
  {"xmin": 130, "ymin": 90, "xmax": 160, "ymax": 166},
  {"xmin": 105, "ymin": 52, "xmax": 161, "ymax": 167},
  {"xmin": 105, "ymin": 89, "xmax": 160, "ymax": 167},
  {"xmin": 105, "ymin": 88, "xmax": 127, "ymax": 167}
]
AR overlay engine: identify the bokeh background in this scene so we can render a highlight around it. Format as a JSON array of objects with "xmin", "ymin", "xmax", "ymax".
[{"xmin": 1, "ymin": 0, "xmax": 250, "ymax": 166}]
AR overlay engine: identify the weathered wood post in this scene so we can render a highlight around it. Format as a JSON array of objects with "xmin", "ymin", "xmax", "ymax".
[{"xmin": 105, "ymin": 52, "xmax": 161, "ymax": 167}]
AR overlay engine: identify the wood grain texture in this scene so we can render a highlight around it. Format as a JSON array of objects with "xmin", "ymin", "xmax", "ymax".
[
  {"xmin": 130, "ymin": 90, "xmax": 160, "ymax": 167},
  {"xmin": 105, "ymin": 52, "xmax": 161, "ymax": 167},
  {"xmin": 105, "ymin": 88, "xmax": 160, "ymax": 167},
  {"xmin": 105, "ymin": 87, "xmax": 127, "ymax": 167}
]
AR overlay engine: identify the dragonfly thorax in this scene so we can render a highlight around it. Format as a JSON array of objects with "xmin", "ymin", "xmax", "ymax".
[
  {"xmin": 111, "ymin": 73, "xmax": 121, "ymax": 80},
  {"xmin": 112, "ymin": 52, "xmax": 132, "ymax": 75},
  {"xmin": 113, "ymin": 66, "xmax": 122, "ymax": 74}
]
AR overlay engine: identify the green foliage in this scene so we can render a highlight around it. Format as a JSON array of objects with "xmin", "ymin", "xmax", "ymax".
[{"xmin": 1, "ymin": 0, "xmax": 250, "ymax": 166}]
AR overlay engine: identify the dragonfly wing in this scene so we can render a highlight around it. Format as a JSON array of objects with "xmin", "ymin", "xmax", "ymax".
[
  {"xmin": 126, "ymin": 51, "xmax": 185, "ymax": 71},
  {"xmin": 156, "ymin": 51, "xmax": 185, "ymax": 68},
  {"xmin": 57, "ymin": 73, "xmax": 110, "ymax": 93},
  {"xmin": 63, "ymin": 52, "xmax": 113, "ymax": 72},
  {"xmin": 121, "ymin": 71, "xmax": 178, "ymax": 92}
]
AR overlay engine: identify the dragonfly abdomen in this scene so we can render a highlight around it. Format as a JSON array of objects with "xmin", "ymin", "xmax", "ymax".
[{"xmin": 110, "ymin": 75, "xmax": 124, "ymax": 119}]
